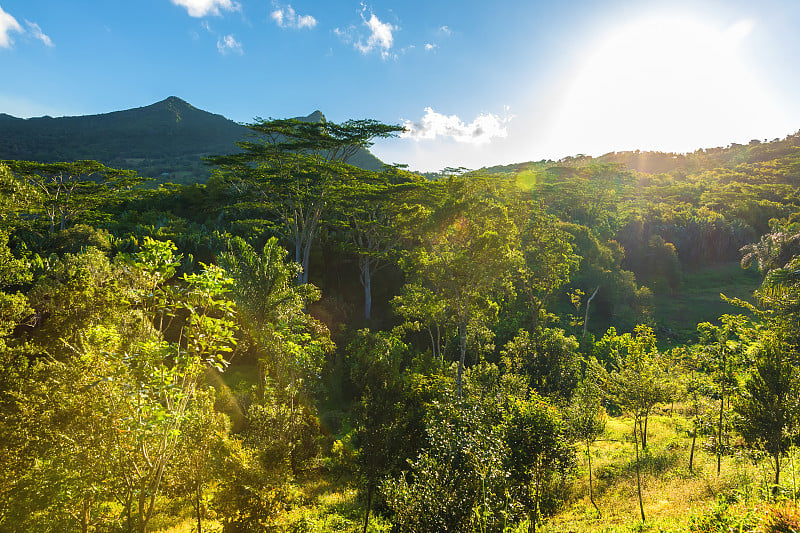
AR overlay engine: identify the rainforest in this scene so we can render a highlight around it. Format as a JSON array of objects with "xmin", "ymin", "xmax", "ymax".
[{"xmin": 1, "ymin": 111, "xmax": 800, "ymax": 533}]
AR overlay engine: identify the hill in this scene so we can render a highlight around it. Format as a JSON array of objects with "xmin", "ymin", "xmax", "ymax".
[{"xmin": 0, "ymin": 97, "xmax": 385, "ymax": 183}]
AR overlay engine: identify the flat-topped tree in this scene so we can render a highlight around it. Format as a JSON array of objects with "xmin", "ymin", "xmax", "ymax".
[
  {"xmin": 3, "ymin": 160, "xmax": 141, "ymax": 233},
  {"xmin": 207, "ymin": 116, "xmax": 402, "ymax": 284}
]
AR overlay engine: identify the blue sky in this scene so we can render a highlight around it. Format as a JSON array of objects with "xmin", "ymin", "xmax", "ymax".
[{"xmin": 1, "ymin": 0, "xmax": 800, "ymax": 171}]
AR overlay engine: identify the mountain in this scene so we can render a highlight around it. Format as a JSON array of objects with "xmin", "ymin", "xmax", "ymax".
[{"xmin": 0, "ymin": 97, "xmax": 385, "ymax": 183}]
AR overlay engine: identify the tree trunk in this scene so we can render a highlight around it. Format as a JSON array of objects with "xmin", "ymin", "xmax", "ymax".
[
  {"xmin": 717, "ymin": 369, "xmax": 725, "ymax": 476},
  {"xmin": 582, "ymin": 286, "xmax": 599, "ymax": 340},
  {"xmin": 642, "ymin": 414, "xmax": 649, "ymax": 449},
  {"xmin": 776, "ymin": 452, "xmax": 782, "ymax": 486},
  {"xmin": 457, "ymin": 321, "xmax": 467, "ymax": 400},
  {"xmin": 588, "ymin": 441, "xmax": 599, "ymax": 514},
  {"xmin": 300, "ymin": 237, "xmax": 312, "ymax": 285},
  {"xmin": 634, "ymin": 419, "xmax": 646, "ymax": 523},
  {"xmin": 363, "ymin": 483, "xmax": 373, "ymax": 533},
  {"xmin": 80, "ymin": 499, "xmax": 91, "ymax": 533},
  {"xmin": 138, "ymin": 490, "xmax": 147, "ymax": 533},
  {"xmin": 362, "ymin": 262, "xmax": 372, "ymax": 321},
  {"xmin": 195, "ymin": 480, "xmax": 203, "ymax": 533},
  {"xmin": 689, "ymin": 429, "xmax": 696, "ymax": 474}
]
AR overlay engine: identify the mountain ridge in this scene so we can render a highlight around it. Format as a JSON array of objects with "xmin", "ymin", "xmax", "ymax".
[{"xmin": 0, "ymin": 97, "xmax": 385, "ymax": 183}]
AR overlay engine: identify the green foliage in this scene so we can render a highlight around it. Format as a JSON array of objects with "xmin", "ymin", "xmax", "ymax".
[
  {"xmin": 688, "ymin": 495, "xmax": 757, "ymax": 533},
  {"xmin": 504, "ymin": 393, "xmax": 576, "ymax": 529},
  {"xmin": 218, "ymin": 235, "xmax": 331, "ymax": 400},
  {"xmin": 3, "ymin": 159, "xmax": 143, "ymax": 233},
  {"xmin": 759, "ymin": 504, "xmax": 800, "ymax": 533},
  {"xmin": 382, "ymin": 364, "xmax": 526, "ymax": 532},
  {"xmin": 395, "ymin": 177, "xmax": 522, "ymax": 397},
  {"xmin": 500, "ymin": 327, "xmax": 580, "ymax": 399},
  {"xmin": 734, "ymin": 333, "xmax": 795, "ymax": 485}
]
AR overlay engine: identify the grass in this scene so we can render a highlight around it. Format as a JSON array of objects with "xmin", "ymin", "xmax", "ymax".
[
  {"xmin": 543, "ymin": 408, "xmax": 800, "ymax": 533},
  {"xmin": 148, "ymin": 406, "xmax": 800, "ymax": 532},
  {"xmin": 652, "ymin": 261, "xmax": 760, "ymax": 343}
]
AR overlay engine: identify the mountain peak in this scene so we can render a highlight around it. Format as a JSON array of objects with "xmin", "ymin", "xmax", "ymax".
[
  {"xmin": 299, "ymin": 110, "xmax": 326, "ymax": 123},
  {"xmin": 159, "ymin": 96, "xmax": 191, "ymax": 107}
]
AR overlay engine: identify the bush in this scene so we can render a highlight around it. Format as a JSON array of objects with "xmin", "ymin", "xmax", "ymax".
[{"xmin": 760, "ymin": 504, "xmax": 800, "ymax": 533}]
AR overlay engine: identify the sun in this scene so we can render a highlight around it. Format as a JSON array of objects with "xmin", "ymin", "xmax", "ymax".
[{"xmin": 547, "ymin": 14, "xmax": 789, "ymax": 157}]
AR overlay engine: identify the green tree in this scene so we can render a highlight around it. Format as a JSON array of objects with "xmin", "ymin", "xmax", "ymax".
[
  {"xmin": 218, "ymin": 236, "xmax": 332, "ymax": 476},
  {"xmin": 566, "ymin": 376, "xmax": 606, "ymax": 514},
  {"xmin": 3, "ymin": 160, "xmax": 141, "ymax": 233},
  {"xmin": 218, "ymin": 236, "xmax": 329, "ymax": 400},
  {"xmin": 347, "ymin": 329, "xmax": 418, "ymax": 532},
  {"xmin": 116, "ymin": 240, "xmax": 238, "ymax": 533},
  {"xmin": 517, "ymin": 207, "xmax": 579, "ymax": 331},
  {"xmin": 396, "ymin": 177, "xmax": 522, "ymax": 398},
  {"xmin": 333, "ymin": 170, "xmax": 419, "ymax": 321},
  {"xmin": 504, "ymin": 394, "xmax": 576, "ymax": 533},
  {"xmin": 382, "ymin": 364, "xmax": 525, "ymax": 532},
  {"xmin": 697, "ymin": 314, "xmax": 748, "ymax": 475},
  {"xmin": 500, "ymin": 327, "xmax": 580, "ymax": 399},
  {"xmin": 166, "ymin": 388, "xmax": 229, "ymax": 533},
  {"xmin": 208, "ymin": 118, "xmax": 401, "ymax": 284},
  {"xmin": 735, "ymin": 333, "xmax": 795, "ymax": 486},
  {"xmin": 595, "ymin": 325, "xmax": 669, "ymax": 522}
]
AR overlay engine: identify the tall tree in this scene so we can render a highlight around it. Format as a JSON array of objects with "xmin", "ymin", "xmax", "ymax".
[
  {"xmin": 566, "ymin": 376, "xmax": 606, "ymax": 515},
  {"xmin": 697, "ymin": 314, "xmax": 748, "ymax": 475},
  {"xmin": 218, "ymin": 236, "xmax": 331, "ymax": 401},
  {"xmin": 735, "ymin": 333, "xmax": 795, "ymax": 486},
  {"xmin": 396, "ymin": 177, "xmax": 522, "ymax": 398},
  {"xmin": 333, "ymin": 166, "xmax": 419, "ymax": 320},
  {"xmin": 3, "ymin": 160, "xmax": 141, "ymax": 233},
  {"xmin": 595, "ymin": 325, "xmax": 669, "ymax": 523},
  {"xmin": 208, "ymin": 117, "xmax": 401, "ymax": 284}
]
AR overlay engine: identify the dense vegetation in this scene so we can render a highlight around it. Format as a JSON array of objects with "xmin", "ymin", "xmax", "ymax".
[{"xmin": 2, "ymin": 116, "xmax": 800, "ymax": 532}]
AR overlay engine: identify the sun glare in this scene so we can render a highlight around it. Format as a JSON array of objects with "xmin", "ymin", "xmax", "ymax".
[{"xmin": 547, "ymin": 14, "xmax": 790, "ymax": 157}]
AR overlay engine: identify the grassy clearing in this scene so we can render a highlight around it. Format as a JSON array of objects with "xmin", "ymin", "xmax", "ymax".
[
  {"xmin": 149, "ymin": 407, "xmax": 800, "ymax": 532},
  {"xmin": 544, "ymin": 409, "xmax": 796, "ymax": 533},
  {"xmin": 652, "ymin": 262, "xmax": 760, "ymax": 342}
]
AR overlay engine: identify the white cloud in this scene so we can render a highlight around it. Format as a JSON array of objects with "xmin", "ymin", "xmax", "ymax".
[
  {"xmin": 401, "ymin": 107, "xmax": 514, "ymax": 145},
  {"xmin": 0, "ymin": 6, "xmax": 23, "ymax": 49},
  {"xmin": 356, "ymin": 8, "xmax": 395, "ymax": 59},
  {"xmin": 335, "ymin": 5, "xmax": 396, "ymax": 59},
  {"xmin": 271, "ymin": 4, "xmax": 317, "ymax": 29},
  {"xmin": 439, "ymin": 25, "xmax": 451, "ymax": 35},
  {"xmin": 217, "ymin": 34, "xmax": 243, "ymax": 54},
  {"xmin": 25, "ymin": 20, "xmax": 53, "ymax": 47},
  {"xmin": 424, "ymin": 43, "xmax": 436, "ymax": 51},
  {"xmin": 171, "ymin": 0, "xmax": 240, "ymax": 18}
]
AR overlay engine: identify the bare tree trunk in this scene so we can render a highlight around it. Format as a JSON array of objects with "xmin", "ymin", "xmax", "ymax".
[
  {"xmin": 582, "ymin": 286, "xmax": 600, "ymax": 340},
  {"xmin": 634, "ymin": 419, "xmax": 646, "ymax": 523},
  {"xmin": 457, "ymin": 321, "xmax": 467, "ymax": 400},
  {"xmin": 363, "ymin": 483, "xmax": 373, "ymax": 533},
  {"xmin": 195, "ymin": 480, "xmax": 203, "ymax": 533},
  {"xmin": 717, "ymin": 357, "xmax": 725, "ymax": 476},
  {"xmin": 361, "ymin": 261, "xmax": 372, "ymax": 321},
  {"xmin": 587, "ymin": 441, "xmax": 599, "ymax": 514}
]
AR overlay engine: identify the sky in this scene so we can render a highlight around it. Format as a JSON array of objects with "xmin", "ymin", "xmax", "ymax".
[{"xmin": 1, "ymin": 0, "xmax": 800, "ymax": 172}]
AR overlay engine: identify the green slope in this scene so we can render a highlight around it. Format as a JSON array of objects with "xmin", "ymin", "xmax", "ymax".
[{"xmin": 0, "ymin": 97, "xmax": 385, "ymax": 182}]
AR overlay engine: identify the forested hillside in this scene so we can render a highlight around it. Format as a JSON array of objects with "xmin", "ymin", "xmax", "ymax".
[
  {"xmin": 0, "ymin": 97, "xmax": 385, "ymax": 183},
  {"xmin": 1, "ymin": 117, "xmax": 800, "ymax": 532}
]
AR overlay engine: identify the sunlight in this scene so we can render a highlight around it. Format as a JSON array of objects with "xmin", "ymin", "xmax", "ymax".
[{"xmin": 548, "ymin": 14, "xmax": 790, "ymax": 157}]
